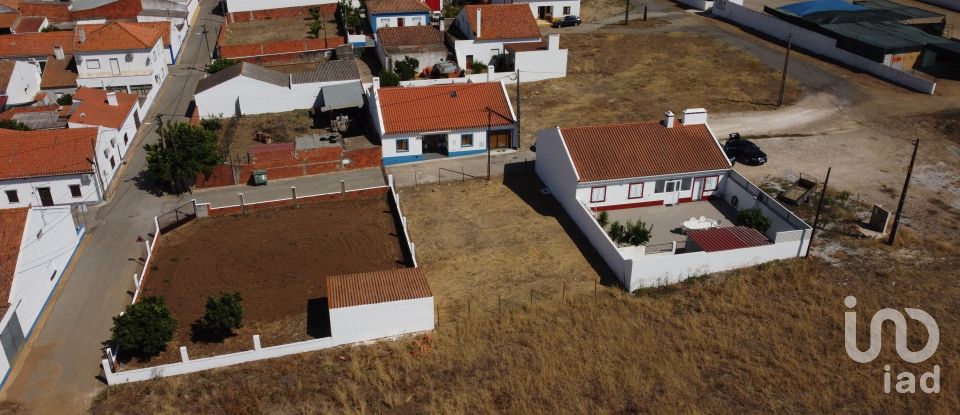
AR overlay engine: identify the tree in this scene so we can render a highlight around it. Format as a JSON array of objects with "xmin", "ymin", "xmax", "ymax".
[
  {"xmin": 111, "ymin": 296, "xmax": 177, "ymax": 357},
  {"xmin": 597, "ymin": 211, "xmax": 609, "ymax": 228},
  {"xmin": 144, "ymin": 122, "xmax": 222, "ymax": 194},
  {"xmin": 338, "ymin": 0, "xmax": 361, "ymax": 34},
  {"xmin": 624, "ymin": 221, "xmax": 652, "ymax": 246},
  {"xmin": 198, "ymin": 292, "xmax": 243, "ymax": 340},
  {"xmin": 379, "ymin": 70, "xmax": 400, "ymax": 87},
  {"xmin": 394, "ymin": 56, "xmax": 419, "ymax": 81},
  {"xmin": 309, "ymin": 20, "xmax": 323, "ymax": 38},
  {"xmin": 200, "ymin": 116, "xmax": 222, "ymax": 131},
  {"xmin": 738, "ymin": 208, "xmax": 772, "ymax": 233},
  {"xmin": 309, "ymin": 6, "xmax": 321, "ymax": 20},
  {"xmin": 56, "ymin": 93, "xmax": 73, "ymax": 106},
  {"xmin": 607, "ymin": 221, "xmax": 625, "ymax": 244},
  {"xmin": 471, "ymin": 61, "xmax": 487, "ymax": 74},
  {"xmin": 0, "ymin": 120, "xmax": 30, "ymax": 131},
  {"xmin": 207, "ymin": 58, "xmax": 236, "ymax": 74}
]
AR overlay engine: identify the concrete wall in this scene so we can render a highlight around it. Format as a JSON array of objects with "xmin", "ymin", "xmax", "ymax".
[
  {"xmin": 226, "ymin": 0, "xmax": 338, "ymax": 13},
  {"xmin": 712, "ymin": 0, "xmax": 937, "ymax": 94},
  {"xmin": 195, "ymin": 76, "xmax": 358, "ymax": 118},
  {"xmin": 575, "ymin": 172, "xmax": 726, "ymax": 210},
  {"xmin": 489, "ymin": 0, "xmax": 581, "ymax": 20},
  {"xmin": 370, "ymin": 13, "xmax": 429, "ymax": 33},
  {"xmin": 534, "ymin": 127, "xmax": 579, "ymax": 201},
  {"xmin": 0, "ymin": 174, "xmax": 101, "ymax": 208},
  {"xmin": 452, "ymin": 38, "xmax": 541, "ymax": 70},
  {"xmin": 677, "ymin": 0, "xmax": 714, "ymax": 11},
  {"xmin": 74, "ymin": 39, "xmax": 167, "ymax": 111},
  {"xmin": 381, "ymin": 128, "xmax": 503, "ymax": 165},
  {"xmin": 69, "ymin": 106, "xmax": 141, "ymax": 191},
  {"xmin": 330, "ymin": 297, "xmax": 434, "ymax": 344},
  {"xmin": 4, "ymin": 61, "xmax": 42, "ymax": 108}
]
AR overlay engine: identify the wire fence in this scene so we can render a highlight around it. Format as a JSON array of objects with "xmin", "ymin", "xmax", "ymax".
[{"xmin": 156, "ymin": 201, "xmax": 197, "ymax": 232}]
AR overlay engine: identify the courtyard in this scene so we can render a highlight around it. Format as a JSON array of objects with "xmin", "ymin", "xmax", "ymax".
[{"xmin": 603, "ymin": 199, "xmax": 741, "ymax": 251}]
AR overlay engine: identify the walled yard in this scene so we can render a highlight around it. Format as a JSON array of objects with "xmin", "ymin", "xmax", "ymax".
[
  {"xmin": 513, "ymin": 32, "xmax": 803, "ymax": 146},
  {"xmin": 134, "ymin": 195, "xmax": 407, "ymax": 365},
  {"xmin": 221, "ymin": 16, "xmax": 338, "ymax": 46},
  {"xmin": 217, "ymin": 110, "xmax": 315, "ymax": 160}
]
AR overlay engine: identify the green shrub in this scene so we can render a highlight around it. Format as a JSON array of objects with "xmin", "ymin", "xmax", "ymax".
[
  {"xmin": 309, "ymin": 6, "xmax": 321, "ymax": 20},
  {"xmin": 607, "ymin": 221, "xmax": 625, "ymax": 243},
  {"xmin": 310, "ymin": 20, "xmax": 323, "ymax": 38},
  {"xmin": 0, "ymin": 119, "xmax": 30, "ymax": 131},
  {"xmin": 597, "ymin": 211, "xmax": 609, "ymax": 228},
  {"xmin": 111, "ymin": 296, "xmax": 177, "ymax": 357},
  {"xmin": 379, "ymin": 70, "xmax": 400, "ymax": 87},
  {"xmin": 56, "ymin": 93, "xmax": 73, "ymax": 106},
  {"xmin": 394, "ymin": 56, "xmax": 420, "ymax": 81},
  {"xmin": 200, "ymin": 116, "xmax": 222, "ymax": 131},
  {"xmin": 625, "ymin": 221, "xmax": 652, "ymax": 246},
  {"xmin": 199, "ymin": 292, "xmax": 244, "ymax": 339},
  {"xmin": 207, "ymin": 58, "xmax": 236, "ymax": 74},
  {"xmin": 471, "ymin": 61, "xmax": 487, "ymax": 73},
  {"xmin": 737, "ymin": 208, "xmax": 772, "ymax": 233}
]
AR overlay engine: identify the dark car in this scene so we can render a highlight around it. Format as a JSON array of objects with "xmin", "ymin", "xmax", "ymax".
[
  {"xmin": 552, "ymin": 15, "xmax": 582, "ymax": 28},
  {"xmin": 724, "ymin": 133, "xmax": 767, "ymax": 166}
]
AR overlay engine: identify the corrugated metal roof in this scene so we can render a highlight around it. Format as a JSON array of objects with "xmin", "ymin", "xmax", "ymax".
[
  {"xmin": 327, "ymin": 267, "xmax": 432, "ymax": 309},
  {"xmin": 290, "ymin": 60, "xmax": 361, "ymax": 85},
  {"xmin": 687, "ymin": 226, "xmax": 771, "ymax": 252},
  {"xmin": 195, "ymin": 62, "xmax": 290, "ymax": 94},
  {"xmin": 559, "ymin": 120, "xmax": 730, "ymax": 183},
  {"xmin": 320, "ymin": 80, "xmax": 364, "ymax": 111}
]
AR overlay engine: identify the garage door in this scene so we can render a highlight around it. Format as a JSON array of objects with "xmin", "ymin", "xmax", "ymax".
[{"xmin": 489, "ymin": 130, "xmax": 511, "ymax": 149}]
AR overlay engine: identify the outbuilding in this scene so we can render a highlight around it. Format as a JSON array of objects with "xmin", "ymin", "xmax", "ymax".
[{"xmin": 327, "ymin": 268, "xmax": 434, "ymax": 344}]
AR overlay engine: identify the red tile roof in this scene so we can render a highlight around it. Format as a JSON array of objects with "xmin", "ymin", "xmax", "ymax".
[
  {"xmin": 327, "ymin": 268, "xmax": 432, "ymax": 309},
  {"xmin": 377, "ymin": 25, "xmax": 443, "ymax": 47},
  {"xmin": 0, "ymin": 13, "xmax": 18, "ymax": 29},
  {"xmin": 0, "ymin": 127, "xmax": 97, "ymax": 180},
  {"xmin": 686, "ymin": 226, "xmax": 771, "ymax": 252},
  {"xmin": 0, "ymin": 31, "xmax": 74, "ymax": 58},
  {"xmin": 40, "ymin": 54, "xmax": 77, "ymax": 89},
  {"xmin": 69, "ymin": 87, "xmax": 138, "ymax": 129},
  {"xmin": 0, "ymin": 60, "xmax": 14, "ymax": 91},
  {"xmin": 12, "ymin": 16, "xmax": 44, "ymax": 33},
  {"xmin": 81, "ymin": 21, "xmax": 171, "ymax": 47},
  {"xmin": 366, "ymin": 0, "xmax": 430, "ymax": 15},
  {"xmin": 75, "ymin": 22, "xmax": 162, "ymax": 52},
  {"xmin": 463, "ymin": 4, "xmax": 541, "ymax": 40},
  {"xmin": 505, "ymin": 40, "xmax": 547, "ymax": 53},
  {"xmin": 0, "ymin": 104, "xmax": 64, "ymax": 120},
  {"xmin": 378, "ymin": 82, "xmax": 514, "ymax": 135},
  {"xmin": 559, "ymin": 120, "xmax": 731, "ymax": 182},
  {"xmin": 0, "ymin": 207, "xmax": 28, "ymax": 304}
]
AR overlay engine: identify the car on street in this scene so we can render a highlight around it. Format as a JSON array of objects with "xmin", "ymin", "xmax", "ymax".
[
  {"xmin": 724, "ymin": 133, "xmax": 767, "ymax": 165},
  {"xmin": 552, "ymin": 15, "xmax": 582, "ymax": 28}
]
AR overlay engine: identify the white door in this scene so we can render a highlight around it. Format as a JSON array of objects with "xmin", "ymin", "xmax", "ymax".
[
  {"xmin": 692, "ymin": 178, "xmax": 703, "ymax": 201},
  {"xmin": 663, "ymin": 180, "xmax": 681, "ymax": 205},
  {"xmin": 110, "ymin": 58, "xmax": 120, "ymax": 75}
]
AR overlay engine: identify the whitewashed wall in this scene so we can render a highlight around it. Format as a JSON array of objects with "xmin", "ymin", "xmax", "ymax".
[
  {"xmin": 370, "ymin": 13, "xmax": 429, "ymax": 33},
  {"xmin": 69, "ymin": 107, "xmax": 140, "ymax": 191},
  {"xmin": 575, "ymin": 172, "xmax": 726, "ymax": 209},
  {"xmin": 329, "ymin": 297, "xmax": 434, "ymax": 344},
  {"xmin": 195, "ymin": 76, "xmax": 358, "ymax": 118},
  {"xmin": 534, "ymin": 127, "xmax": 579, "ymax": 201},
  {"xmin": 4, "ymin": 61, "xmax": 41, "ymax": 108},
  {"xmin": 381, "ymin": 128, "xmax": 493, "ymax": 163},
  {"xmin": 452, "ymin": 38, "xmax": 541, "ymax": 70},
  {"xmin": 489, "ymin": 0, "xmax": 581, "ymax": 19},
  {"xmin": 0, "ymin": 174, "xmax": 101, "ymax": 208},
  {"xmin": 712, "ymin": 0, "xmax": 937, "ymax": 94},
  {"xmin": 677, "ymin": 0, "xmax": 714, "ymax": 11},
  {"xmin": 226, "ymin": 0, "xmax": 338, "ymax": 13},
  {"xmin": 75, "ymin": 39, "xmax": 167, "ymax": 111}
]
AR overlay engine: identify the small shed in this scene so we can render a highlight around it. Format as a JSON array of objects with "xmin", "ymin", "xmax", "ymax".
[
  {"xmin": 685, "ymin": 226, "xmax": 771, "ymax": 252},
  {"xmin": 319, "ymin": 81, "xmax": 364, "ymax": 112},
  {"xmin": 327, "ymin": 268, "xmax": 434, "ymax": 344}
]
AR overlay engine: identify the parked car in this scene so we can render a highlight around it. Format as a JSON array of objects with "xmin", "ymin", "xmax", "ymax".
[
  {"xmin": 552, "ymin": 15, "xmax": 582, "ymax": 28},
  {"xmin": 724, "ymin": 133, "xmax": 767, "ymax": 165},
  {"xmin": 428, "ymin": 61, "xmax": 462, "ymax": 79}
]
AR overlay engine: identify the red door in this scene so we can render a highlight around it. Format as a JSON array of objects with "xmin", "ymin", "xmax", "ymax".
[{"xmin": 397, "ymin": 18, "xmax": 405, "ymax": 27}]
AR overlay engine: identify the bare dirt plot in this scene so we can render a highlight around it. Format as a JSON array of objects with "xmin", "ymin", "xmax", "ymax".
[
  {"xmin": 222, "ymin": 16, "xmax": 337, "ymax": 46},
  {"xmin": 217, "ymin": 110, "xmax": 315, "ymax": 159},
  {"xmin": 137, "ymin": 196, "xmax": 406, "ymax": 363},
  {"xmin": 398, "ymin": 177, "xmax": 609, "ymax": 314},
  {"xmin": 512, "ymin": 32, "xmax": 803, "ymax": 146}
]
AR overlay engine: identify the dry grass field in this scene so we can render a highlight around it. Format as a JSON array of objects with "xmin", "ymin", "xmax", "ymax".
[
  {"xmin": 512, "ymin": 32, "xmax": 803, "ymax": 146},
  {"xmin": 222, "ymin": 16, "xmax": 337, "ymax": 46}
]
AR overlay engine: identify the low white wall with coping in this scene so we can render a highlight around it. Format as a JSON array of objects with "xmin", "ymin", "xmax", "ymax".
[
  {"xmin": 330, "ymin": 297, "xmax": 433, "ymax": 344},
  {"xmin": 130, "ymin": 217, "xmax": 161, "ymax": 304},
  {"xmin": 711, "ymin": 0, "xmax": 936, "ymax": 94},
  {"xmin": 678, "ymin": 0, "xmax": 714, "ymax": 11}
]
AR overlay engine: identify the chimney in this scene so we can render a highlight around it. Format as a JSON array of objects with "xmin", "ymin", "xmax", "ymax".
[
  {"xmin": 548, "ymin": 34, "xmax": 559, "ymax": 51},
  {"xmin": 78, "ymin": 27, "xmax": 86, "ymax": 43},
  {"xmin": 663, "ymin": 110, "xmax": 675, "ymax": 128},
  {"xmin": 106, "ymin": 91, "xmax": 118, "ymax": 106},
  {"xmin": 439, "ymin": 18, "xmax": 445, "ymax": 32},
  {"xmin": 487, "ymin": 65, "xmax": 494, "ymax": 81},
  {"xmin": 53, "ymin": 45, "xmax": 64, "ymax": 60},
  {"xmin": 372, "ymin": 76, "xmax": 381, "ymax": 91},
  {"xmin": 475, "ymin": 8, "xmax": 482, "ymax": 38},
  {"xmin": 681, "ymin": 108, "xmax": 708, "ymax": 125}
]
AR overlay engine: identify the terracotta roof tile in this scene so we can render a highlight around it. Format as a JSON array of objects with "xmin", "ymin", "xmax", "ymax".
[
  {"xmin": 82, "ymin": 21, "xmax": 171, "ymax": 46},
  {"xmin": 0, "ymin": 13, "xmax": 18, "ymax": 29},
  {"xmin": 378, "ymin": 25, "xmax": 443, "ymax": 47},
  {"xmin": 505, "ymin": 40, "xmax": 547, "ymax": 53},
  {"xmin": 0, "ymin": 207, "xmax": 28, "ymax": 304},
  {"xmin": 327, "ymin": 268, "xmax": 432, "ymax": 308},
  {"xmin": 69, "ymin": 87, "xmax": 138, "ymax": 129},
  {"xmin": 0, "ymin": 104, "xmax": 60, "ymax": 120},
  {"xmin": 0, "ymin": 31, "xmax": 74, "ymax": 58},
  {"xmin": 366, "ymin": 0, "xmax": 431, "ymax": 15},
  {"xmin": 560, "ymin": 120, "xmax": 731, "ymax": 182},
  {"xmin": 463, "ymin": 4, "xmax": 541, "ymax": 40},
  {"xmin": 687, "ymin": 226, "xmax": 771, "ymax": 252},
  {"xmin": 0, "ymin": 60, "xmax": 13, "ymax": 91},
  {"xmin": 75, "ymin": 21, "xmax": 162, "ymax": 52},
  {"xmin": 0, "ymin": 127, "xmax": 97, "ymax": 180},
  {"xmin": 40, "ymin": 54, "xmax": 77, "ymax": 89},
  {"xmin": 378, "ymin": 82, "xmax": 514, "ymax": 135},
  {"xmin": 12, "ymin": 16, "xmax": 44, "ymax": 33}
]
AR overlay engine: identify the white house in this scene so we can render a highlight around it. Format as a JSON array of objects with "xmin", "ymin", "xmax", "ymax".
[
  {"xmin": 489, "ymin": 0, "xmax": 581, "ymax": 22},
  {"xmin": 535, "ymin": 109, "xmax": 812, "ymax": 290},
  {"xmin": 0, "ymin": 205, "xmax": 84, "ymax": 389},
  {"xmin": 448, "ymin": 4, "xmax": 544, "ymax": 70},
  {"xmin": 376, "ymin": 25, "xmax": 448, "ymax": 73},
  {"xmin": 81, "ymin": 21, "xmax": 185, "ymax": 65},
  {"xmin": 365, "ymin": 0, "xmax": 431, "ymax": 33},
  {"xmin": 0, "ymin": 128, "xmax": 103, "ymax": 208},
  {"xmin": 327, "ymin": 268, "xmax": 434, "ymax": 344},
  {"xmin": 369, "ymin": 80, "xmax": 517, "ymax": 165},
  {"xmin": 194, "ymin": 60, "xmax": 362, "ymax": 118},
  {"xmin": 0, "ymin": 60, "xmax": 41, "ymax": 109},
  {"xmin": 224, "ymin": 0, "xmax": 348, "ymax": 13},
  {"xmin": 74, "ymin": 22, "xmax": 168, "ymax": 113},
  {"xmin": 67, "ymin": 87, "xmax": 143, "ymax": 190}
]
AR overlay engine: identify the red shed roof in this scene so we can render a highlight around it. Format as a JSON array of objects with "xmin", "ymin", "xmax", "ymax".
[
  {"xmin": 0, "ymin": 127, "xmax": 97, "ymax": 180},
  {"xmin": 75, "ymin": 21, "xmax": 162, "ymax": 52},
  {"xmin": 686, "ymin": 226, "xmax": 771, "ymax": 252},
  {"xmin": 0, "ymin": 31, "xmax": 74, "ymax": 58},
  {"xmin": 560, "ymin": 120, "xmax": 730, "ymax": 183},
  {"xmin": 327, "ymin": 268, "xmax": 432, "ymax": 309},
  {"xmin": 0, "ymin": 207, "xmax": 28, "ymax": 304},
  {"xmin": 462, "ymin": 4, "xmax": 541, "ymax": 40},
  {"xmin": 377, "ymin": 82, "xmax": 514, "ymax": 135},
  {"xmin": 12, "ymin": 16, "xmax": 44, "ymax": 33}
]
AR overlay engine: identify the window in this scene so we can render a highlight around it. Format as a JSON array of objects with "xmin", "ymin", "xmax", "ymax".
[
  {"xmin": 590, "ymin": 186, "xmax": 606, "ymax": 203},
  {"xmin": 563, "ymin": 6, "xmax": 572, "ymax": 14},
  {"xmin": 680, "ymin": 178, "xmax": 692, "ymax": 191},
  {"xmin": 69, "ymin": 184, "xmax": 82, "ymax": 198},
  {"xmin": 110, "ymin": 138, "xmax": 117, "ymax": 148},
  {"xmin": 5, "ymin": 190, "xmax": 18, "ymax": 203},
  {"xmin": 628, "ymin": 183, "xmax": 644, "ymax": 199},
  {"xmin": 396, "ymin": 138, "xmax": 409, "ymax": 152},
  {"xmin": 124, "ymin": 134, "xmax": 129, "ymax": 145},
  {"xmin": 103, "ymin": 148, "xmax": 110, "ymax": 158},
  {"xmin": 704, "ymin": 176, "xmax": 719, "ymax": 191},
  {"xmin": 461, "ymin": 134, "xmax": 474, "ymax": 147},
  {"xmin": 110, "ymin": 156, "xmax": 116, "ymax": 168},
  {"xmin": 654, "ymin": 180, "xmax": 665, "ymax": 193},
  {"xmin": 86, "ymin": 59, "xmax": 101, "ymax": 69}
]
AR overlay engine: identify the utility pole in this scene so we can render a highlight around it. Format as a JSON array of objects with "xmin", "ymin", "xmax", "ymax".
[
  {"xmin": 806, "ymin": 167, "xmax": 831, "ymax": 259},
  {"xmin": 202, "ymin": 24, "xmax": 210, "ymax": 56},
  {"xmin": 624, "ymin": 0, "xmax": 630, "ymax": 25},
  {"xmin": 486, "ymin": 108, "xmax": 492, "ymax": 180},
  {"xmin": 515, "ymin": 70, "xmax": 520, "ymax": 145},
  {"xmin": 643, "ymin": 5, "xmax": 648, "ymax": 21},
  {"xmin": 888, "ymin": 139, "xmax": 919, "ymax": 246},
  {"xmin": 778, "ymin": 33, "xmax": 793, "ymax": 108}
]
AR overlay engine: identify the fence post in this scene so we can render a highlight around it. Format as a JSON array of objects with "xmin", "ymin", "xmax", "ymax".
[
  {"xmin": 179, "ymin": 346, "xmax": 190, "ymax": 363},
  {"xmin": 239, "ymin": 193, "xmax": 245, "ymax": 213},
  {"xmin": 498, "ymin": 294, "xmax": 502, "ymax": 317},
  {"xmin": 562, "ymin": 281, "xmax": 566, "ymax": 302},
  {"xmin": 253, "ymin": 335, "xmax": 262, "ymax": 351},
  {"xmin": 292, "ymin": 186, "xmax": 297, "ymax": 201},
  {"xmin": 435, "ymin": 302, "xmax": 440, "ymax": 327},
  {"xmin": 529, "ymin": 289, "xmax": 533, "ymax": 307},
  {"xmin": 133, "ymin": 273, "xmax": 140, "ymax": 290},
  {"xmin": 101, "ymin": 359, "xmax": 114, "ymax": 381},
  {"xmin": 340, "ymin": 180, "xmax": 346, "ymax": 197},
  {"xmin": 467, "ymin": 300, "xmax": 471, "ymax": 320}
]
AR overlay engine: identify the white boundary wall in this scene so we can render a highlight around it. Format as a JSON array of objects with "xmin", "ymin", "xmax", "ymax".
[
  {"xmin": 712, "ymin": 0, "xmax": 937, "ymax": 94},
  {"xmin": 225, "ymin": 0, "xmax": 337, "ymax": 13},
  {"xmin": 678, "ymin": 0, "xmax": 714, "ymax": 11}
]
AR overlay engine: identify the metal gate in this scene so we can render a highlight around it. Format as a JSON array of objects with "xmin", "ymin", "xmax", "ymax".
[{"xmin": 156, "ymin": 201, "xmax": 197, "ymax": 232}]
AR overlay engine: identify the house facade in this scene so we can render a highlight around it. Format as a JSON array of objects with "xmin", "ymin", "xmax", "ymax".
[
  {"xmin": 375, "ymin": 25, "xmax": 447, "ymax": 73},
  {"xmin": 0, "ymin": 128, "xmax": 103, "ymax": 208},
  {"xmin": 366, "ymin": 0, "xmax": 431, "ymax": 33},
  {"xmin": 0, "ymin": 205, "xmax": 84, "ymax": 389},
  {"xmin": 369, "ymin": 80, "xmax": 517, "ymax": 165},
  {"xmin": 74, "ymin": 22, "xmax": 168, "ymax": 112},
  {"xmin": 0, "ymin": 60, "xmax": 42, "ymax": 109},
  {"xmin": 67, "ymin": 87, "xmax": 142, "ymax": 190},
  {"xmin": 448, "ymin": 4, "xmax": 543, "ymax": 70},
  {"xmin": 489, "ymin": 0, "xmax": 581, "ymax": 22}
]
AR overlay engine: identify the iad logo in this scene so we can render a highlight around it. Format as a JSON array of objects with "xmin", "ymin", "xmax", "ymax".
[{"xmin": 844, "ymin": 295, "xmax": 940, "ymax": 394}]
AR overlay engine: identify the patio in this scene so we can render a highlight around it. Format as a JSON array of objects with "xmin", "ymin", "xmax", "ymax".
[{"xmin": 603, "ymin": 199, "xmax": 742, "ymax": 252}]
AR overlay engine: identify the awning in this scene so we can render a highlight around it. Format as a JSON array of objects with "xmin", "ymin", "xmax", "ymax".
[
  {"xmin": 320, "ymin": 81, "xmax": 364, "ymax": 112},
  {"xmin": 686, "ymin": 226, "xmax": 771, "ymax": 252}
]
